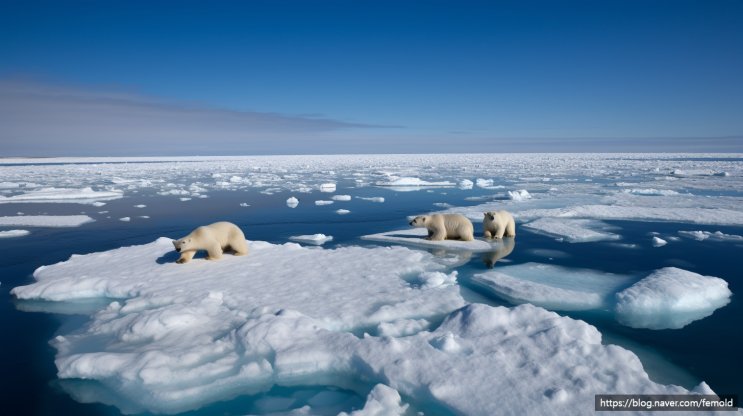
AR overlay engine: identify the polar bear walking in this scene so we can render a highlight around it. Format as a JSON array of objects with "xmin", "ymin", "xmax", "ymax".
[
  {"xmin": 409, "ymin": 213, "xmax": 474, "ymax": 241},
  {"xmin": 172, "ymin": 222, "xmax": 249, "ymax": 264},
  {"xmin": 483, "ymin": 210, "xmax": 516, "ymax": 239}
]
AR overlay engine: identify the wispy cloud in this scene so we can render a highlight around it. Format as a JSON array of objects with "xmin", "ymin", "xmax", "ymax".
[{"xmin": 0, "ymin": 78, "xmax": 391, "ymax": 156}]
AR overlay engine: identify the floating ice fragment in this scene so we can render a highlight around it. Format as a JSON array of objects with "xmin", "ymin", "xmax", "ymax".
[
  {"xmin": 375, "ymin": 177, "xmax": 454, "ymax": 187},
  {"xmin": 229, "ymin": 176, "xmax": 242, "ymax": 183},
  {"xmin": 0, "ymin": 230, "xmax": 29, "ymax": 238},
  {"xmin": 652, "ymin": 237, "xmax": 667, "ymax": 247},
  {"xmin": 416, "ymin": 271, "xmax": 458, "ymax": 289},
  {"xmin": 522, "ymin": 218, "xmax": 621, "ymax": 243},
  {"xmin": 180, "ymin": 197, "xmax": 191, "ymax": 201},
  {"xmin": 286, "ymin": 197, "xmax": 299, "ymax": 208},
  {"xmin": 0, "ymin": 215, "xmax": 94, "ymax": 227},
  {"xmin": 614, "ymin": 268, "xmax": 732, "ymax": 329},
  {"xmin": 332, "ymin": 195, "xmax": 351, "ymax": 201},
  {"xmin": 315, "ymin": 200, "xmax": 333, "ymax": 205},
  {"xmin": 476, "ymin": 178, "xmax": 493, "ymax": 188},
  {"xmin": 0, "ymin": 187, "xmax": 123, "ymax": 204},
  {"xmin": 508, "ymin": 189, "xmax": 531, "ymax": 201},
  {"xmin": 134, "ymin": 204, "xmax": 146, "ymax": 208},
  {"xmin": 319, "ymin": 183, "xmax": 336, "ymax": 192},
  {"xmin": 240, "ymin": 203, "xmax": 250, "ymax": 207},
  {"xmin": 338, "ymin": 384, "xmax": 408, "ymax": 416},
  {"xmin": 678, "ymin": 230, "xmax": 743, "ymax": 242},
  {"xmin": 621, "ymin": 188, "xmax": 679, "ymax": 196},
  {"xmin": 357, "ymin": 197, "xmax": 384, "ymax": 203},
  {"xmin": 139, "ymin": 216, "xmax": 149, "ymax": 219},
  {"xmin": 361, "ymin": 228, "xmax": 494, "ymax": 252},
  {"xmin": 289, "ymin": 234, "xmax": 333, "ymax": 245},
  {"xmin": 458, "ymin": 179, "xmax": 473, "ymax": 189},
  {"xmin": 119, "ymin": 217, "xmax": 130, "ymax": 222},
  {"xmin": 336, "ymin": 209, "xmax": 350, "ymax": 214}
]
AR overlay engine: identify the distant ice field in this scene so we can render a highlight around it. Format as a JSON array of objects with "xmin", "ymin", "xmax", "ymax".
[{"xmin": 1, "ymin": 154, "xmax": 741, "ymax": 416}]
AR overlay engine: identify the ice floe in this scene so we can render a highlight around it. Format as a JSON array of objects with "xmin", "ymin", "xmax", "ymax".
[
  {"xmin": 0, "ymin": 229, "xmax": 29, "ymax": 238},
  {"xmin": 614, "ymin": 268, "xmax": 732, "ymax": 329},
  {"xmin": 11, "ymin": 238, "xmax": 713, "ymax": 414},
  {"xmin": 0, "ymin": 215, "xmax": 94, "ymax": 227},
  {"xmin": 508, "ymin": 189, "xmax": 531, "ymax": 201},
  {"xmin": 319, "ymin": 183, "xmax": 336, "ymax": 192},
  {"xmin": 286, "ymin": 197, "xmax": 299, "ymax": 208},
  {"xmin": 134, "ymin": 204, "xmax": 146, "ymax": 208},
  {"xmin": 288, "ymin": 234, "xmax": 333, "ymax": 245},
  {"xmin": 0, "ymin": 187, "xmax": 123, "ymax": 204},
  {"xmin": 375, "ymin": 177, "xmax": 454, "ymax": 187},
  {"xmin": 331, "ymin": 195, "xmax": 351, "ymax": 201},
  {"xmin": 361, "ymin": 228, "xmax": 495, "ymax": 252},
  {"xmin": 678, "ymin": 230, "xmax": 743, "ymax": 242},
  {"xmin": 521, "ymin": 218, "xmax": 621, "ymax": 243},
  {"xmin": 336, "ymin": 209, "xmax": 350, "ymax": 214},
  {"xmin": 356, "ymin": 197, "xmax": 384, "ymax": 203},
  {"xmin": 119, "ymin": 217, "xmax": 130, "ymax": 222},
  {"xmin": 621, "ymin": 188, "xmax": 679, "ymax": 196},
  {"xmin": 315, "ymin": 200, "xmax": 333, "ymax": 205},
  {"xmin": 458, "ymin": 179, "xmax": 473, "ymax": 189},
  {"xmin": 240, "ymin": 203, "xmax": 250, "ymax": 207},
  {"xmin": 652, "ymin": 237, "xmax": 667, "ymax": 247}
]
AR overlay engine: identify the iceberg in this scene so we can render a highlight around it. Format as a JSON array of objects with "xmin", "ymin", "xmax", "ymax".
[
  {"xmin": 614, "ymin": 268, "xmax": 732, "ymax": 329},
  {"xmin": 458, "ymin": 179, "xmax": 473, "ymax": 189},
  {"xmin": 336, "ymin": 209, "xmax": 350, "ymax": 214},
  {"xmin": 652, "ymin": 236, "xmax": 667, "ymax": 247},
  {"xmin": 319, "ymin": 183, "xmax": 336, "ymax": 192}
]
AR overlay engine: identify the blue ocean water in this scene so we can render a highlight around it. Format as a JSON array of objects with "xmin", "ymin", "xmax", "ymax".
[{"xmin": 0, "ymin": 183, "xmax": 740, "ymax": 415}]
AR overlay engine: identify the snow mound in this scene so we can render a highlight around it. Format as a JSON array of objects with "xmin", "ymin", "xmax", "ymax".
[
  {"xmin": 0, "ymin": 187, "xmax": 123, "ymax": 204},
  {"xmin": 289, "ymin": 234, "xmax": 333, "ymax": 245},
  {"xmin": 652, "ymin": 236, "xmax": 667, "ymax": 247},
  {"xmin": 678, "ymin": 230, "xmax": 743, "ymax": 242},
  {"xmin": 614, "ymin": 268, "xmax": 732, "ymax": 329},
  {"xmin": 375, "ymin": 177, "xmax": 454, "ymax": 187},
  {"xmin": 0, "ymin": 229, "xmax": 29, "ymax": 238},
  {"xmin": 522, "ymin": 218, "xmax": 622, "ymax": 243},
  {"xmin": 0, "ymin": 215, "xmax": 94, "ymax": 227},
  {"xmin": 331, "ymin": 195, "xmax": 351, "ymax": 201},
  {"xmin": 472, "ymin": 263, "xmax": 635, "ymax": 311},
  {"xmin": 361, "ymin": 228, "xmax": 495, "ymax": 252},
  {"xmin": 508, "ymin": 189, "xmax": 531, "ymax": 201}
]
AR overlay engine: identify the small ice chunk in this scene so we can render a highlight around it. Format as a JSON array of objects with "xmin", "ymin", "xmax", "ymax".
[
  {"xmin": 0, "ymin": 215, "xmax": 94, "ymax": 227},
  {"xmin": 289, "ymin": 234, "xmax": 333, "ymax": 245},
  {"xmin": 621, "ymin": 189, "xmax": 679, "ymax": 196},
  {"xmin": 229, "ymin": 176, "xmax": 242, "ymax": 183},
  {"xmin": 652, "ymin": 237, "xmax": 667, "ymax": 247},
  {"xmin": 0, "ymin": 187, "xmax": 123, "ymax": 204},
  {"xmin": 119, "ymin": 217, "xmax": 130, "ymax": 222},
  {"xmin": 416, "ymin": 271, "xmax": 458, "ymax": 289},
  {"xmin": 240, "ymin": 203, "xmax": 250, "ymax": 207},
  {"xmin": 134, "ymin": 204, "xmax": 146, "ymax": 208},
  {"xmin": 0, "ymin": 230, "xmax": 29, "ymax": 238},
  {"xmin": 180, "ymin": 197, "xmax": 191, "ymax": 201},
  {"xmin": 476, "ymin": 178, "xmax": 493, "ymax": 188},
  {"xmin": 315, "ymin": 200, "xmax": 333, "ymax": 205},
  {"xmin": 377, "ymin": 318, "xmax": 430, "ymax": 337},
  {"xmin": 331, "ymin": 195, "xmax": 351, "ymax": 201},
  {"xmin": 614, "ymin": 268, "xmax": 732, "ymax": 329},
  {"xmin": 458, "ymin": 179, "xmax": 473, "ymax": 189},
  {"xmin": 361, "ymin": 228, "xmax": 494, "ymax": 252},
  {"xmin": 339, "ymin": 384, "xmax": 408, "ymax": 416},
  {"xmin": 286, "ymin": 197, "xmax": 299, "ymax": 208},
  {"xmin": 211, "ymin": 173, "xmax": 222, "ymax": 178},
  {"xmin": 375, "ymin": 177, "xmax": 454, "ymax": 187},
  {"xmin": 522, "ymin": 218, "xmax": 621, "ymax": 243},
  {"xmin": 356, "ymin": 197, "xmax": 385, "ymax": 202},
  {"xmin": 139, "ymin": 216, "xmax": 149, "ymax": 219},
  {"xmin": 508, "ymin": 189, "xmax": 531, "ymax": 201},
  {"xmin": 91, "ymin": 202, "xmax": 106, "ymax": 207},
  {"xmin": 678, "ymin": 230, "xmax": 743, "ymax": 242},
  {"xmin": 336, "ymin": 209, "xmax": 350, "ymax": 214},
  {"xmin": 319, "ymin": 183, "xmax": 336, "ymax": 192}
]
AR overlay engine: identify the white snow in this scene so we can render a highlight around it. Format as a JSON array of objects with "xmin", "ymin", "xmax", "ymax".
[
  {"xmin": 286, "ymin": 197, "xmax": 299, "ymax": 208},
  {"xmin": 621, "ymin": 188, "xmax": 679, "ymax": 196},
  {"xmin": 0, "ymin": 187, "xmax": 123, "ymax": 204},
  {"xmin": 0, "ymin": 229, "xmax": 29, "ymax": 238},
  {"xmin": 288, "ymin": 234, "xmax": 333, "ymax": 245},
  {"xmin": 339, "ymin": 384, "xmax": 408, "ymax": 416},
  {"xmin": 678, "ymin": 230, "xmax": 743, "ymax": 242},
  {"xmin": 614, "ymin": 268, "xmax": 732, "ymax": 329},
  {"xmin": 514, "ymin": 205, "xmax": 743, "ymax": 226},
  {"xmin": 356, "ymin": 197, "xmax": 384, "ymax": 203},
  {"xmin": 376, "ymin": 319, "xmax": 430, "ymax": 337},
  {"xmin": 331, "ymin": 195, "xmax": 351, "ymax": 201},
  {"xmin": 472, "ymin": 263, "xmax": 635, "ymax": 311},
  {"xmin": 315, "ymin": 200, "xmax": 334, "ymax": 205},
  {"xmin": 0, "ymin": 215, "xmax": 94, "ymax": 227},
  {"xmin": 375, "ymin": 177, "xmax": 454, "ymax": 187},
  {"xmin": 652, "ymin": 237, "xmax": 667, "ymax": 247},
  {"xmin": 475, "ymin": 178, "xmax": 493, "ymax": 188},
  {"xmin": 119, "ymin": 217, "xmax": 130, "ymax": 222},
  {"xmin": 508, "ymin": 189, "xmax": 531, "ymax": 201},
  {"xmin": 521, "ymin": 218, "xmax": 622, "ymax": 243},
  {"xmin": 336, "ymin": 209, "xmax": 350, "ymax": 214},
  {"xmin": 361, "ymin": 228, "xmax": 495, "ymax": 252}
]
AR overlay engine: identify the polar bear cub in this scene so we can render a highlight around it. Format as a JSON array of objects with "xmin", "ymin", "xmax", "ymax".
[
  {"xmin": 409, "ymin": 213, "xmax": 474, "ymax": 241},
  {"xmin": 483, "ymin": 210, "xmax": 516, "ymax": 239},
  {"xmin": 172, "ymin": 221, "xmax": 249, "ymax": 264}
]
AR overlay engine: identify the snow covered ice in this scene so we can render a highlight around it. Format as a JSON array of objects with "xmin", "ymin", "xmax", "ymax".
[
  {"xmin": 288, "ymin": 234, "xmax": 333, "ymax": 245},
  {"xmin": 521, "ymin": 218, "xmax": 622, "ymax": 243},
  {"xmin": 0, "ymin": 229, "xmax": 29, "ymax": 238},
  {"xmin": 0, "ymin": 215, "xmax": 94, "ymax": 227},
  {"xmin": 361, "ymin": 228, "xmax": 495, "ymax": 252},
  {"xmin": 0, "ymin": 187, "xmax": 123, "ymax": 204}
]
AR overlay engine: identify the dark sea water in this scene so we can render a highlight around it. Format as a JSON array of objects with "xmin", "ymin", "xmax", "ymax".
[{"xmin": 1, "ymin": 185, "xmax": 740, "ymax": 415}]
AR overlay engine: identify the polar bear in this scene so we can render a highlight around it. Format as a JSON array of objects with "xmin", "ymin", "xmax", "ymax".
[
  {"xmin": 172, "ymin": 222, "xmax": 249, "ymax": 264},
  {"xmin": 409, "ymin": 213, "xmax": 474, "ymax": 241},
  {"xmin": 483, "ymin": 210, "xmax": 516, "ymax": 239}
]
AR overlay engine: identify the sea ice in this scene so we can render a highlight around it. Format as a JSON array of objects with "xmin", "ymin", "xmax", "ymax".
[
  {"xmin": 508, "ymin": 189, "xmax": 531, "ymax": 201},
  {"xmin": 180, "ymin": 197, "xmax": 191, "ymax": 201},
  {"xmin": 472, "ymin": 263, "xmax": 635, "ymax": 311},
  {"xmin": 119, "ymin": 217, "xmax": 130, "ymax": 222},
  {"xmin": 0, "ymin": 215, "xmax": 94, "ymax": 227},
  {"xmin": 475, "ymin": 178, "xmax": 493, "ymax": 188},
  {"xmin": 289, "ymin": 234, "xmax": 333, "ymax": 245},
  {"xmin": 338, "ymin": 384, "xmax": 408, "ymax": 416},
  {"xmin": 315, "ymin": 200, "xmax": 333, "ymax": 205},
  {"xmin": 286, "ymin": 197, "xmax": 299, "ymax": 208},
  {"xmin": 319, "ymin": 183, "xmax": 337, "ymax": 192},
  {"xmin": 614, "ymin": 268, "xmax": 732, "ymax": 329},
  {"xmin": 240, "ymin": 203, "xmax": 250, "ymax": 207},
  {"xmin": 678, "ymin": 230, "xmax": 743, "ymax": 242},
  {"xmin": 521, "ymin": 218, "xmax": 622, "ymax": 243},
  {"xmin": 0, "ymin": 187, "xmax": 123, "ymax": 204},
  {"xmin": 458, "ymin": 179, "xmax": 473, "ymax": 189},
  {"xmin": 376, "ymin": 318, "xmax": 430, "ymax": 337},
  {"xmin": 621, "ymin": 188, "xmax": 679, "ymax": 196},
  {"xmin": 356, "ymin": 197, "xmax": 384, "ymax": 203},
  {"xmin": 91, "ymin": 202, "xmax": 106, "ymax": 207},
  {"xmin": 652, "ymin": 237, "xmax": 667, "ymax": 247},
  {"xmin": 336, "ymin": 209, "xmax": 350, "ymax": 214},
  {"xmin": 0, "ymin": 229, "xmax": 29, "ymax": 238},
  {"xmin": 331, "ymin": 195, "xmax": 351, "ymax": 201},
  {"xmin": 134, "ymin": 204, "xmax": 146, "ymax": 208},
  {"xmin": 361, "ymin": 228, "xmax": 495, "ymax": 252},
  {"xmin": 375, "ymin": 177, "xmax": 454, "ymax": 187}
]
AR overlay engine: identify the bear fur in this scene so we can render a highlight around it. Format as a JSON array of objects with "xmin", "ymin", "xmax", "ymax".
[
  {"xmin": 481, "ymin": 237, "xmax": 515, "ymax": 268},
  {"xmin": 409, "ymin": 213, "xmax": 474, "ymax": 241},
  {"xmin": 172, "ymin": 221, "xmax": 249, "ymax": 264},
  {"xmin": 483, "ymin": 210, "xmax": 516, "ymax": 239}
]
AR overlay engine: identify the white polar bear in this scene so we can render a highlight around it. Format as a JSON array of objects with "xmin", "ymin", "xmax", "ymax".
[
  {"xmin": 409, "ymin": 214, "xmax": 474, "ymax": 241},
  {"xmin": 483, "ymin": 210, "xmax": 516, "ymax": 239},
  {"xmin": 172, "ymin": 221, "xmax": 249, "ymax": 264}
]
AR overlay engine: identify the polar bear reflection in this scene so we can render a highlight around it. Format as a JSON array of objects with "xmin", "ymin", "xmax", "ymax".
[{"xmin": 481, "ymin": 238, "xmax": 515, "ymax": 269}]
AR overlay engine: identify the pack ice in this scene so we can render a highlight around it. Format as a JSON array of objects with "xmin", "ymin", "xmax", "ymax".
[
  {"xmin": 0, "ymin": 187, "xmax": 123, "ymax": 204},
  {"xmin": 11, "ymin": 239, "xmax": 718, "ymax": 415}
]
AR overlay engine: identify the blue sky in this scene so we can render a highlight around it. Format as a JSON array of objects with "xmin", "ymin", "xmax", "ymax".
[{"xmin": 1, "ymin": 0, "xmax": 741, "ymax": 155}]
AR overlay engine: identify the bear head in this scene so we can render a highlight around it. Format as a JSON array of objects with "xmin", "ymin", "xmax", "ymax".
[
  {"xmin": 173, "ymin": 237, "xmax": 192, "ymax": 253},
  {"xmin": 409, "ymin": 215, "xmax": 429, "ymax": 227},
  {"xmin": 483, "ymin": 211, "xmax": 497, "ymax": 221}
]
